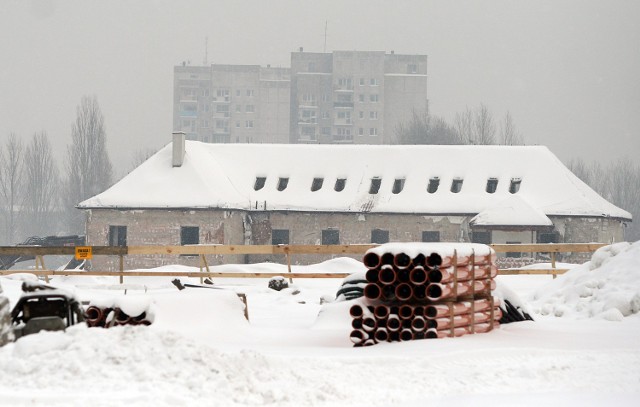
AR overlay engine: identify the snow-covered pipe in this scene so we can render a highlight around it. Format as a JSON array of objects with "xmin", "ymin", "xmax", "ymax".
[
  {"xmin": 351, "ymin": 318, "xmax": 363, "ymax": 330},
  {"xmin": 365, "ymin": 268, "xmax": 379, "ymax": 283},
  {"xmin": 426, "ymin": 279, "xmax": 495, "ymax": 301},
  {"xmin": 398, "ymin": 304, "xmax": 415, "ymax": 320},
  {"xmin": 379, "ymin": 265, "xmax": 397, "ymax": 285},
  {"xmin": 424, "ymin": 298, "xmax": 495, "ymax": 319},
  {"xmin": 363, "ymin": 252, "xmax": 382, "ymax": 269},
  {"xmin": 350, "ymin": 329, "xmax": 367, "ymax": 345},
  {"xmin": 374, "ymin": 305, "xmax": 390, "ymax": 319},
  {"xmin": 386, "ymin": 315, "xmax": 401, "ymax": 332},
  {"xmin": 350, "ymin": 304, "xmax": 365, "ymax": 318},
  {"xmin": 413, "ymin": 285, "xmax": 427, "ymax": 301},
  {"xmin": 409, "ymin": 266, "xmax": 428, "ymax": 285},
  {"xmin": 393, "ymin": 252, "xmax": 412, "ymax": 269},
  {"xmin": 395, "ymin": 283, "xmax": 413, "ymax": 301},
  {"xmin": 435, "ymin": 322, "xmax": 500, "ymax": 338},
  {"xmin": 374, "ymin": 327, "xmax": 389, "ymax": 342},
  {"xmin": 411, "ymin": 316, "xmax": 427, "ymax": 332},
  {"xmin": 114, "ymin": 308, "xmax": 132, "ymax": 326},
  {"xmin": 362, "ymin": 316, "xmax": 377, "ymax": 332},
  {"xmin": 428, "ymin": 265, "xmax": 497, "ymax": 284},
  {"xmin": 85, "ymin": 306, "xmax": 104, "ymax": 327}
]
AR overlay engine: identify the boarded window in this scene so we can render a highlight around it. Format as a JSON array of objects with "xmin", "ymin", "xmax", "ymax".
[
  {"xmin": 369, "ymin": 177, "xmax": 382, "ymax": 194},
  {"xmin": 421, "ymin": 231, "xmax": 440, "ymax": 242},
  {"xmin": 451, "ymin": 178, "xmax": 463, "ymax": 193},
  {"xmin": 108, "ymin": 226, "xmax": 127, "ymax": 246},
  {"xmin": 509, "ymin": 178, "xmax": 522, "ymax": 194},
  {"xmin": 272, "ymin": 229, "xmax": 290, "ymax": 245},
  {"xmin": 180, "ymin": 226, "xmax": 199, "ymax": 246},
  {"xmin": 334, "ymin": 178, "xmax": 347, "ymax": 192},
  {"xmin": 254, "ymin": 177, "xmax": 266, "ymax": 191},
  {"xmin": 486, "ymin": 178, "xmax": 498, "ymax": 193},
  {"xmin": 311, "ymin": 178, "xmax": 324, "ymax": 192},
  {"xmin": 392, "ymin": 178, "xmax": 405, "ymax": 194},
  {"xmin": 277, "ymin": 177, "xmax": 289, "ymax": 191},
  {"xmin": 471, "ymin": 231, "xmax": 491, "ymax": 244},
  {"xmin": 427, "ymin": 177, "xmax": 440, "ymax": 193},
  {"xmin": 322, "ymin": 229, "xmax": 340, "ymax": 245},
  {"xmin": 371, "ymin": 229, "xmax": 389, "ymax": 244}
]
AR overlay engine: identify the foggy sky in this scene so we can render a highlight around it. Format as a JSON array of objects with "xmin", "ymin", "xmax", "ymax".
[{"xmin": 1, "ymin": 0, "xmax": 638, "ymax": 178}]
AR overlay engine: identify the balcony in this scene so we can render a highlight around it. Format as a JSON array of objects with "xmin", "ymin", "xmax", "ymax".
[
  {"xmin": 179, "ymin": 111, "xmax": 198, "ymax": 118},
  {"xmin": 333, "ymin": 102, "xmax": 354, "ymax": 109}
]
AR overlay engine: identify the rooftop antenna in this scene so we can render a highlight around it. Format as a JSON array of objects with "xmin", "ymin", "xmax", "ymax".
[
  {"xmin": 323, "ymin": 20, "xmax": 328, "ymax": 53},
  {"xmin": 203, "ymin": 36, "xmax": 208, "ymax": 65}
]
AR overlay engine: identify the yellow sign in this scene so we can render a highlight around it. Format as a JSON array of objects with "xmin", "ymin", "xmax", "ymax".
[{"xmin": 75, "ymin": 246, "xmax": 93, "ymax": 260}]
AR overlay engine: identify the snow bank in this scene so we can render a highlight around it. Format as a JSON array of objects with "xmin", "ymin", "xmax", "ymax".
[{"xmin": 530, "ymin": 241, "xmax": 640, "ymax": 320}]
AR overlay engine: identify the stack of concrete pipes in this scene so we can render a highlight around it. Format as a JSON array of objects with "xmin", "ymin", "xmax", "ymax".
[
  {"xmin": 351, "ymin": 243, "xmax": 501, "ymax": 346},
  {"xmin": 85, "ymin": 305, "xmax": 153, "ymax": 328}
]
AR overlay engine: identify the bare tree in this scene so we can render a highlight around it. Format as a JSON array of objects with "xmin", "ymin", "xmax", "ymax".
[
  {"xmin": 22, "ymin": 132, "xmax": 59, "ymax": 237},
  {"xmin": 499, "ymin": 112, "xmax": 523, "ymax": 145},
  {"xmin": 395, "ymin": 109, "xmax": 457, "ymax": 145},
  {"xmin": 453, "ymin": 107, "xmax": 473, "ymax": 144},
  {"xmin": 129, "ymin": 147, "xmax": 158, "ymax": 172},
  {"xmin": 64, "ymin": 95, "xmax": 113, "ymax": 232},
  {"xmin": 472, "ymin": 104, "xmax": 496, "ymax": 145},
  {"xmin": 0, "ymin": 134, "xmax": 24, "ymax": 243}
]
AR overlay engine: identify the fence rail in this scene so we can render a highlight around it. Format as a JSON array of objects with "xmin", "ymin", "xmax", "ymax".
[{"xmin": 0, "ymin": 243, "xmax": 607, "ymax": 282}]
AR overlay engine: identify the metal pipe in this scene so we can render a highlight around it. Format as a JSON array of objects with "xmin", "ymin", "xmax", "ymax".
[
  {"xmin": 351, "ymin": 318, "xmax": 363, "ymax": 330},
  {"xmin": 393, "ymin": 252, "xmax": 412, "ymax": 269},
  {"xmin": 365, "ymin": 268, "xmax": 380, "ymax": 283},
  {"xmin": 363, "ymin": 283, "xmax": 382, "ymax": 300},
  {"xmin": 409, "ymin": 266, "xmax": 428, "ymax": 285},
  {"xmin": 399, "ymin": 328, "xmax": 414, "ymax": 341},
  {"xmin": 398, "ymin": 304, "xmax": 414, "ymax": 319},
  {"xmin": 395, "ymin": 283, "xmax": 413, "ymax": 301},
  {"xmin": 85, "ymin": 306, "xmax": 104, "ymax": 327},
  {"xmin": 433, "ymin": 309, "xmax": 502, "ymax": 330},
  {"xmin": 378, "ymin": 265, "xmax": 397, "ymax": 285},
  {"xmin": 425, "ymin": 298, "xmax": 496, "ymax": 319},
  {"xmin": 374, "ymin": 327, "xmax": 389, "ymax": 342},
  {"xmin": 362, "ymin": 316, "xmax": 377, "ymax": 332},
  {"xmin": 428, "ymin": 265, "xmax": 497, "ymax": 284},
  {"xmin": 350, "ymin": 304, "xmax": 365, "ymax": 318},
  {"xmin": 411, "ymin": 316, "xmax": 427, "ymax": 332},
  {"xmin": 426, "ymin": 279, "xmax": 495, "ymax": 301},
  {"xmin": 350, "ymin": 329, "xmax": 368, "ymax": 345},
  {"xmin": 363, "ymin": 252, "xmax": 381, "ymax": 269},
  {"xmin": 386, "ymin": 315, "xmax": 401, "ymax": 332},
  {"xmin": 374, "ymin": 305, "xmax": 390, "ymax": 319}
]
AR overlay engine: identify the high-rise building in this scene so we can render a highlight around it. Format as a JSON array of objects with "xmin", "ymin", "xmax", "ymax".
[
  {"xmin": 173, "ymin": 64, "xmax": 291, "ymax": 143},
  {"xmin": 290, "ymin": 50, "xmax": 428, "ymax": 144},
  {"xmin": 173, "ymin": 50, "xmax": 427, "ymax": 145}
]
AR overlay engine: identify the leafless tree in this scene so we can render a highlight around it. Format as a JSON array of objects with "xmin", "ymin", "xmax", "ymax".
[
  {"xmin": 453, "ymin": 107, "xmax": 473, "ymax": 144},
  {"xmin": 0, "ymin": 134, "xmax": 24, "ymax": 243},
  {"xmin": 395, "ymin": 109, "xmax": 456, "ymax": 145},
  {"xmin": 499, "ymin": 112, "xmax": 523, "ymax": 145},
  {"xmin": 64, "ymin": 95, "xmax": 113, "ymax": 232},
  {"xmin": 22, "ymin": 132, "xmax": 59, "ymax": 237},
  {"xmin": 129, "ymin": 147, "xmax": 158, "ymax": 172},
  {"xmin": 472, "ymin": 104, "xmax": 496, "ymax": 145}
]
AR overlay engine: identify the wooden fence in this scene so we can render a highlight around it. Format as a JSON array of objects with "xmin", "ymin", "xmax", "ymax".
[{"xmin": 0, "ymin": 243, "xmax": 606, "ymax": 283}]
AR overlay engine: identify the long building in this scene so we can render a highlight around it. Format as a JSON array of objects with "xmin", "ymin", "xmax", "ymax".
[
  {"xmin": 78, "ymin": 134, "xmax": 632, "ymax": 270},
  {"xmin": 173, "ymin": 50, "xmax": 428, "ymax": 145}
]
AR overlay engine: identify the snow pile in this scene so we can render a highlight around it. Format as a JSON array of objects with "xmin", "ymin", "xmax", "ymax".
[{"xmin": 530, "ymin": 241, "xmax": 640, "ymax": 320}]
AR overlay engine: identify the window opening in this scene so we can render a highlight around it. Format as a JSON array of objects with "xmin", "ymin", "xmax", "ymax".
[
  {"xmin": 421, "ymin": 231, "xmax": 440, "ymax": 242},
  {"xmin": 392, "ymin": 178, "xmax": 405, "ymax": 194},
  {"xmin": 108, "ymin": 226, "xmax": 127, "ymax": 246},
  {"xmin": 509, "ymin": 178, "xmax": 522, "ymax": 194},
  {"xmin": 180, "ymin": 226, "xmax": 199, "ymax": 248},
  {"xmin": 254, "ymin": 177, "xmax": 266, "ymax": 191},
  {"xmin": 471, "ymin": 231, "xmax": 491, "ymax": 244},
  {"xmin": 486, "ymin": 178, "xmax": 498, "ymax": 194},
  {"xmin": 427, "ymin": 177, "xmax": 440, "ymax": 193},
  {"xmin": 322, "ymin": 229, "xmax": 340, "ymax": 245},
  {"xmin": 369, "ymin": 177, "xmax": 382, "ymax": 194},
  {"xmin": 371, "ymin": 229, "xmax": 389, "ymax": 244},
  {"xmin": 311, "ymin": 177, "xmax": 324, "ymax": 192},
  {"xmin": 451, "ymin": 178, "xmax": 463, "ymax": 193},
  {"xmin": 277, "ymin": 177, "xmax": 289, "ymax": 191},
  {"xmin": 272, "ymin": 229, "xmax": 290, "ymax": 245},
  {"xmin": 334, "ymin": 178, "xmax": 347, "ymax": 192}
]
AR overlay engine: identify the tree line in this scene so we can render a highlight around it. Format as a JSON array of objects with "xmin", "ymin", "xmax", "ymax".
[{"xmin": 0, "ymin": 95, "xmax": 113, "ymax": 244}]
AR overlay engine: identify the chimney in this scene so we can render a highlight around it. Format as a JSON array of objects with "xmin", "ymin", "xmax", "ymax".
[{"xmin": 172, "ymin": 132, "xmax": 186, "ymax": 167}]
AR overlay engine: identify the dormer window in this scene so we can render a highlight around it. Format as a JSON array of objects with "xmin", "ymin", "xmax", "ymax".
[
  {"xmin": 451, "ymin": 178, "xmax": 463, "ymax": 193},
  {"xmin": 509, "ymin": 178, "xmax": 521, "ymax": 194},
  {"xmin": 369, "ymin": 177, "xmax": 382, "ymax": 194},
  {"xmin": 277, "ymin": 177, "xmax": 289, "ymax": 191},
  {"xmin": 392, "ymin": 178, "xmax": 405, "ymax": 194},
  {"xmin": 427, "ymin": 177, "xmax": 440, "ymax": 193},
  {"xmin": 335, "ymin": 178, "xmax": 347, "ymax": 192},
  {"xmin": 311, "ymin": 177, "xmax": 324, "ymax": 192},
  {"xmin": 486, "ymin": 178, "xmax": 498, "ymax": 194},
  {"xmin": 254, "ymin": 177, "xmax": 266, "ymax": 191}
]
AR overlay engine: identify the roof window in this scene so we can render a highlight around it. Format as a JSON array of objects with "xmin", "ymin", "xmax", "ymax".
[
  {"xmin": 254, "ymin": 177, "xmax": 266, "ymax": 191},
  {"xmin": 450, "ymin": 178, "xmax": 463, "ymax": 193},
  {"xmin": 427, "ymin": 177, "xmax": 440, "ymax": 194},
  {"xmin": 311, "ymin": 177, "xmax": 324, "ymax": 192},
  {"xmin": 334, "ymin": 178, "xmax": 347, "ymax": 192},
  {"xmin": 369, "ymin": 177, "xmax": 382, "ymax": 194},
  {"xmin": 277, "ymin": 177, "xmax": 289, "ymax": 191},
  {"xmin": 509, "ymin": 178, "xmax": 521, "ymax": 194},
  {"xmin": 392, "ymin": 178, "xmax": 405, "ymax": 194},
  {"xmin": 486, "ymin": 178, "xmax": 498, "ymax": 194}
]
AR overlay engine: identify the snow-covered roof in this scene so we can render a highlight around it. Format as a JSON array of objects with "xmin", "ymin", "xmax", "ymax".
[
  {"xmin": 79, "ymin": 141, "xmax": 631, "ymax": 220},
  {"xmin": 470, "ymin": 195, "xmax": 554, "ymax": 227}
]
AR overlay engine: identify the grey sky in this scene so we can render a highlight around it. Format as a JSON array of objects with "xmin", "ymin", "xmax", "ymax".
[{"xmin": 1, "ymin": 0, "xmax": 638, "ymax": 175}]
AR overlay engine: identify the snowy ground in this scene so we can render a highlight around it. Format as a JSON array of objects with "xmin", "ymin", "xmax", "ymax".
[{"xmin": 1, "ymin": 243, "xmax": 640, "ymax": 406}]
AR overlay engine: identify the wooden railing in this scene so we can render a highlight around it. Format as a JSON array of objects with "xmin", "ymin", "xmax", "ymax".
[{"xmin": 0, "ymin": 243, "xmax": 606, "ymax": 282}]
